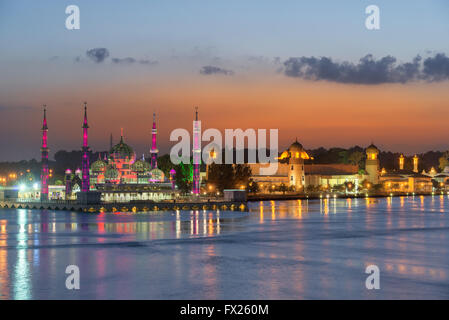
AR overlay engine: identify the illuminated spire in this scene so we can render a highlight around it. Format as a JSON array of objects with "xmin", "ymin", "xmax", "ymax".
[
  {"xmin": 150, "ymin": 112, "xmax": 158, "ymax": 169},
  {"xmin": 81, "ymin": 102, "xmax": 90, "ymax": 192},
  {"xmin": 40, "ymin": 105, "xmax": 49, "ymax": 201},
  {"xmin": 192, "ymin": 107, "xmax": 201, "ymax": 194}
]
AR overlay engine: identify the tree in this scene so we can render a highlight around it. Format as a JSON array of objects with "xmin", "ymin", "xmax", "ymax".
[
  {"xmin": 306, "ymin": 184, "xmax": 317, "ymax": 192},
  {"xmin": 278, "ymin": 183, "xmax": 288, "ymax": 194},
  {"xmin": 348, "ymin": 151, "xmax": 364, "ymax": 169},
  {"xmin": 206, "ymin": 164, "xmax": 251, "ymax": 192},
  {"xmin": 247, "ymin": 179, "xmax": 259, "ymax": 193},
  {"xmin": 157, "ymin": 154, "xmax": 174, "ymax": 176},
  {"xmin": 174, "ymin": 162, "xmax": 192, "ymax": 194},
  {"xmin": 438, "ymin": 151, "xmax": 449, "ymax": 171}
]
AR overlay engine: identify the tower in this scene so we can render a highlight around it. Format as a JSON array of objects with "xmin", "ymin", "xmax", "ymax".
[
  {"xmin": 365, "ymin": 144, "xmax": 379, "ymax": 184},
  {"xmin": 65, "ymin": 169, "xmax": 72, "ymax": 199},
  {"xmin": 40, "ymin": 106, "xmax": 49, "ymax": 201},
  {"xmin": 399, "ymin": 154, "xmax": 404, "ymax": 170},
  {"xmin": 192, "ymin": 107, "xmax": 201, "ymax": 195},
  {"xmin": 413, "ymin": 155, "xmax": 419, "ymax": 173},
  {"xmin": 206, "ymin": 148, "xmax": 217, "ymax": 181},
  {"xmin": 150, "ymin": 113, "xmax": 158, "ymax": 169},
  {"xmin": 81, "ymin": 102, "xmax": 90, "ymax": 192},
  {"xmin": 288, "ymin": 140, "xmax": 306, "ymax": 190}
]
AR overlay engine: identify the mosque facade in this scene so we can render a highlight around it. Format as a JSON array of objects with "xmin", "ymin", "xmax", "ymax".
[{"xmin": 249, "ymin": 141, "xmax": 434, "ymax": 194}]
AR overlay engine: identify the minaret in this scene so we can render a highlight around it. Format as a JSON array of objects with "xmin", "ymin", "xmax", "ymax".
[
  {"xmin": 40, "ymin": 105, "xmax": 49, "ymax": 201},
  {"xmin": 65, "ymin": 169, "xmax": 72, "ymax": 199},
  {"xmin": 365, "ymin": 143, "xmax": 379, "ymax": 184},
  {"xmin": 150, "ymin": 112, "xmax": 158, "ymax": 169},
  {"xmin": 413, "ymin": 155, "xmax": 419, "ymax": 173},
  {"xmin": 81, "ymin": 102, "xmax": 90, "ymax": 192},
  {"xmin": 399, "ymin": 154, "xmax": 405, "ymax": 170},
  {"xmin": 192, "ymin": 107, "xmax": 201, "ymax": 194}
]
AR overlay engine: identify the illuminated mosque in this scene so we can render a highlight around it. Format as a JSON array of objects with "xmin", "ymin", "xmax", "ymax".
[
  {"xmin": 89, "ymin": 133, "xmax": 165, "ymax": 186},
  {"xmin": 249, "ymin": 141, "xmax": 433, "ymax": 193},
  {"xmin": 63, "ymin": 111, "xmax": 177, "ymax": 202}
]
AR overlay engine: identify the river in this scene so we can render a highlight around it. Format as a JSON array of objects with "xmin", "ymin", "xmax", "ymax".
[{"xmin": 0, "ymin": 195, "xmax": 448, "ymax": 299}]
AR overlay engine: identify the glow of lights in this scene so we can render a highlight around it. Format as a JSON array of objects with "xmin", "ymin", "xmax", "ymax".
[
  {"xmin": 19, "ymin": 184, "xmax": 26, "ymax": 192},
  {"xmin": 33, "ymin": 183, "xmax": 38, "ymax": 190}
]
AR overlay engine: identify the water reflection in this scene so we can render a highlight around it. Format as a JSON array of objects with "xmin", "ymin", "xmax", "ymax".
[{"xmin": 0, "ymin": 195, "xmax": 448, "ymax": 299}]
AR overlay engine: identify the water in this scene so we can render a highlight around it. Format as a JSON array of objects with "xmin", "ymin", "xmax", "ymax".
[{"xmin": 1, "ymin": 195, "xmax": 449, "ymax": 299}]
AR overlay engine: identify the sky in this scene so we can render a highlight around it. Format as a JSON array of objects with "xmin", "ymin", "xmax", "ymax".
[{"xmin": 1, "ymin": 0, "xmax": 449, "ymax": 161}]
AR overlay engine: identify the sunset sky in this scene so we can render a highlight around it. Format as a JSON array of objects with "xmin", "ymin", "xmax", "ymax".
[{"xmin": 1, "ymin": 0, "xmax": 449, "ymax": 161}]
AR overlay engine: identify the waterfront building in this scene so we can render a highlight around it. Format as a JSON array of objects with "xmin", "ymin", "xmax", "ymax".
[
  {"xmin": 249, "ymin": 140, "xmax": 367, "ymax": 192},
  {"xmin": 379, "ymin": 153, "xmax": 433, "ymax": 193}
]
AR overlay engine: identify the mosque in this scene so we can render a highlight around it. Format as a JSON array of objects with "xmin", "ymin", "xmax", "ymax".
[
  {"xmin": 249, "ymin": 140, "xmax": 434, "ymax": 193},
  {"xmin": 63, "ymin": 112, "xmax": 177, "ymax": 203}
]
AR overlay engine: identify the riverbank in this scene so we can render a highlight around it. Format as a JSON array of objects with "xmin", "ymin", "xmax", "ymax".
[
  {"xmin": 0, "ymin": 199, "xmax": 248, "ymax": 213},
  {"xmin": 248, "ymin": 191, "xmax": 445, "ymax": 201}
]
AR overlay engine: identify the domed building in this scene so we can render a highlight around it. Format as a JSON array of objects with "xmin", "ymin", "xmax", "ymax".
[
  {"xmin": 89, "ymin": 134, "xmax": 159, "ymax": 186},
  {"xmin": 249, "ymin": 139, "xmax": 366, "ymax": 192}
]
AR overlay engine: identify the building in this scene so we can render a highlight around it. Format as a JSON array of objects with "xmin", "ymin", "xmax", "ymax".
[
  {"xmin": 379, "ymin": 152, "xmax": 433, "ymax": 193},
  {"xmin": 249, "ymin": 140, "xmax": 367, "ymax": 192},
  {"xmin": 365, "ymin": 144, "xmax": 380, "ymax": 184}
]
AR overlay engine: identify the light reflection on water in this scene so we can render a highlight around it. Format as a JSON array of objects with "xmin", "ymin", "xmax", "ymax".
[{"xmin": 0, "ymin": 195, "xmax": 448, "ymax": 299}]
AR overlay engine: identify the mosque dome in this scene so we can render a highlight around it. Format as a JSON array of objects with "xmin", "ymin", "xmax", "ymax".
[
  {"xmin": 288, "ymin": 140, "xmax": 309, "ymax": 159},
  {"xmin": 289, "ymin": 140, "xmax": 303, "ymax": 152},
  {"xmin": 65, "ymin": 169, "xmax": 72, "ymax": 174},
  {"xmin": 91, "ymin": 159, "xmax": 107, "ymax": 172},
  {"xmin": 104, "ymin": 165, "xmax": 119, "ymax": 180},
  {"xmin": 149, "ymin": 168, "xmax": 165, "ymax": 182},
  {"xmin": 131, "ymin": 160, "xmax": 150, "ymax": 172},
  {"xmin": 366, "ymin": 144, "xmax": 379, "ymax": 153},
  {"xmin": 109, "ymin": 136, "xmax": 135, "ymax": 161}
]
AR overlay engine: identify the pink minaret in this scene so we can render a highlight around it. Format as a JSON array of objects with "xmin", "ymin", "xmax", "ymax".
[
  {"xmin": 81, "ymin": 102, "xmax": 90, "ymax": 192},
  {"xmin": 150, "ymin": 112, "xmax": 158, "ymax": 169},
  {"xmin": 40, "ymin": 105, "xmax": 49, "ymax": 201},
  {"xmin": 192, "ymin": 107, "xmax": 201, "ymax": 194}
]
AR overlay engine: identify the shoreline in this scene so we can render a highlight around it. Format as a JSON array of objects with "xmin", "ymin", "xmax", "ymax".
[{"xmin": 247, "ymin": 191, "xmax": 445, "ymax": 202}]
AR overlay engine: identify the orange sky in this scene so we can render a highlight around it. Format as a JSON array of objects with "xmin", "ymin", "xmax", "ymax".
[{"xmin": 2, "ymin": 73, "xmax": 449, "ymax": 161}]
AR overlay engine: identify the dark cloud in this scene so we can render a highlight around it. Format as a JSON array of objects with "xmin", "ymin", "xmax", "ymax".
[
  {"xmin": 112, "ymin": 57, "xmax": 136, "ymax": 64},
  {"xmin": 86, "ymin": 48, "xmax": 110, "ymax": 63},
  {"xmin": 200, "ymin": 66, "xmax": 234, "ymax": 76},
  {"xmin": 423, "ymin": 53, "xmax": 449, "ymax": 81},
  {"xmin": 112, "ymin": 57, "xmax": 158, "ymax": 65},
  {"xmin": 283, "ymin": 53, "xmax": 449, "ymax": 84}
]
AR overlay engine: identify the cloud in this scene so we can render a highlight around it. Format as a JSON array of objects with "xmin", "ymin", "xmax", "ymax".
[
  {"xmin": 112, "ymin": 57, "xmax": 158, "ymax": 65},
  {"xmin": 422, "ymin": 53, "xmax": 449, "ymax": 81},
  {"xmin": 283, "ymin": 53, "xmax": 449, "ymax": 84},
  {"xmin": 86, "ymin": 48, "xmax": 110, "ymax": 63},
  {"xmin": 112, "ymin": 57, "xmax": 136, "ymax": 64},
  {"xmin": 200, "ymin": 65, "xmax": 234, "ymax": 76}
]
